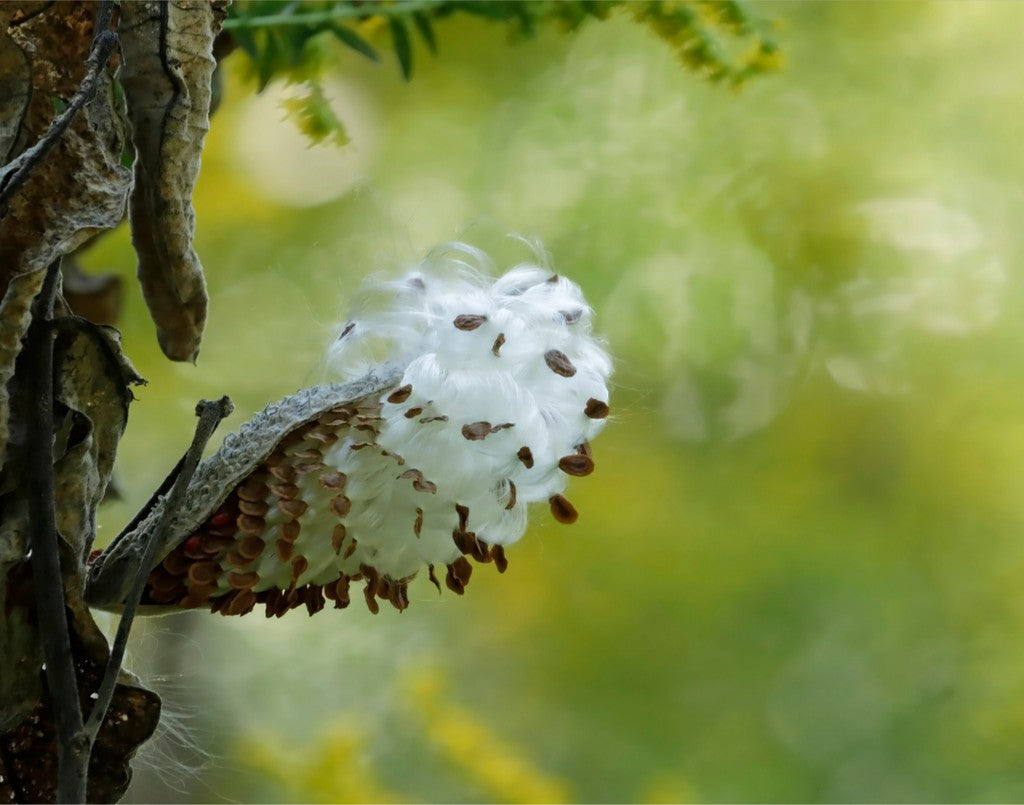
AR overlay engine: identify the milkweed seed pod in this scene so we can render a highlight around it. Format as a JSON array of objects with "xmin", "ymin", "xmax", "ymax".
[{"xmin": 87, "ymin": 243, "xmax": 611, "ymax": 617}]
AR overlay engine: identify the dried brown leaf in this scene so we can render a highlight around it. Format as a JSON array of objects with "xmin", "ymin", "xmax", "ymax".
[{"xmin": 118, "ymin": 1, "xmax": 229, "ymax": 362}]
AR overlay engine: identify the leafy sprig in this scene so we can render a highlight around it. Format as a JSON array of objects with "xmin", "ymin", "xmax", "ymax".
[{"xmin": 224, "ymin": 0, "xmax": 780, "ymax": 145}]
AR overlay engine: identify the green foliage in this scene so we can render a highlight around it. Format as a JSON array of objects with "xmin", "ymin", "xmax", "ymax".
[{"xmin": 224, "ymin": 0, "xmax": 778, "ymax": 144}]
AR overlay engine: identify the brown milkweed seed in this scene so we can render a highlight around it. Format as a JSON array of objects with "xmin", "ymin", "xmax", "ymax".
[
  {"xmin": 549, "ymin": 494, "xmax": 578, "ymax": 524},
  {"xmin": 491, "ymin": 545, "xmax": 508, "ymax": 574},
  {"xmin": 332, "ymin": 524, "xmax": 347, "ymax": 554},
  {"xmin": 344, "ymin": 538, "xmax": 358, "ymax": 559},
  {"xmin": 237, "ymin": 482, "xmax": 269, "ymax": 503},
  {"xmin": 492, "ymin": 332, "xmax": 505, "ymax": 356},
  {"xmin": 319, "ymin": 471, "xmax": 347, "ymax": 490},
  {"xmin": 544, "ymin": 349, "xmax": 577, "ymax": 377},
  {"xmin": 428, "ymin": 564, "xmax": 441, "ymax": 592},
  {"xmin": 558, "ymin": 454, "xmax": 595, "ymax": 477},
  {"xmin": 276, "ymin": 539, "xmax": 295, "ymax": 562},
  {"xmin": 584, "ymin": 398, "xmax": 610, "ymax": 419},
  {"xmin": 453, "ymin": 314, "xmax": 487, "ymax": 331},
  {"xmin": 238, "ymin": 499, "xmax": 269, "ymax": 517},
  {"xmin": 228, "ymin": 571, "xmax": 260, "ymax": 590},
  {"xmin": 330, "ymin": 495, "xmax": 352, "ymax": 517},
  {"xmin": 462, "ymin": 421, "xmax": 494, "ymax": 440},
  {"xmin": 269, "ymin": 481, "xmax": 299, "ymax": 500},
  {"xmin": 188, "ymin": 562, "xmax": 220, "ymax": 586},
  {"xmin": 294, "ymin": 447, "xmax": 323, "ymax": 460},
  {"xmin": 224, "ymin": 589, "xmax": 257, "ymax": 616},
  {"xmin": 294, "ymin": 461, "xmax": 326, "ymax": 475},
  {"xmin": 291, "ymin": 556, "xmax": 309, "ymax": 583},
  {"xmin": 414, "ymin": 507, "xmax": 423, "ymax": 537},
  {"xmin": 280, "ymin": 520, "xmax": 301, "ymax": 543},
  {"xmin": 236, "ymin": 514, "xmax": 266, "ymax": 534},
  {"xmin": 505, "ymin": 480, "xmax": 517, "ymax": 510},
  {"xmin": 456, "ymin": 504, "xmax": 470, "ymax": 532},
  {"xmin": 517, "ymin": 446, "xmax": 535, "ymax": 468},
  {"xmin": 278, "ymin": 498, "xmax": 308, "ymax": 519},
  {"xmin": 306, "ymin": 430, "xmax": 339, "ymax": 445},
  {"xmin": 269, "ymin": 464, "xmax": 297, "ymax": 483},
  {"xmin": 237, "ymin": 535, "xmax": 266, "ymax": 560},
  {"xmin": 387, "ymin": 384, "xmax": 413, "ymax": 404}
]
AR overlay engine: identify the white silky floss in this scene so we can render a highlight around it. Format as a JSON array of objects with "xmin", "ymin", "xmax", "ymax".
[{"xmin": 319, "ymin": 242, "xmax": 612, "ymax": 584}]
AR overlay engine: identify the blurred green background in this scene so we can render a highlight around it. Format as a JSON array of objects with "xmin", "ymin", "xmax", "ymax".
[{"xmin": 84, "ymin": 2, "xmax": 1024, "ymax": 801}]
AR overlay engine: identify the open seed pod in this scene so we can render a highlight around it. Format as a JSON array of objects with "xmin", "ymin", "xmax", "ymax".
[{"xmin": 87, "ymin": 244, "xmax": 612, "ymax": 617}]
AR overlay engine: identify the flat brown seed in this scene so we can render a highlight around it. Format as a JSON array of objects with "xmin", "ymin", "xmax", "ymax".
[
  {"xmin": 225, "ymin": 589, "xmax": 257, "ymax": 616},
  {"xmin": 330, "ymin": 495, "xmax": 352, "ymax": 517},
  {"xmin": 199, "ymin": 534, "xmax": 234, "ymax": 554},
  {"xmin": 226, "ymin": 548, "xmax": 251, "ymax": 568},
  {"xmin": 276, "ymin": 539, "xmax": 295, "ymax": 562},
  {"xmin": 428, "ymin": 565, "xmax": 441, "ymax": 592},
  {"xmin": 291, "ymin": 556, "xmax": 309, "ymax": 583},
  {"xmin": 237, "ymin": 482, "xmax": 269, "ymax": 502},
  {"xmin": 419, "ymin": 415, "xmax": 449, "ymax": 424},
  {"xmin": 187, "ymin": 562, "xmax": 220, "ymax": 586},
  {"xmin": 238, "ymin": 499, "xmax": 269, "ymax": 517},
  {"xmin": 544, "ymin": 349, "xmax": 577, "ymax": 377},
  {"xmin": 452, "ymin": 556, "xmax": 473, "ymax": 585},
  {"xmin": 236, "ymin": 514, "xmax": 266, "ymax": 534},
  {"xmin": 491, "ymin": 545, "xmax": 508, "ymax": 574},
  {"xmin": 404, "ymin": 406, "xmax": 424, "ymax": 419},
  {"xmin": 305, "ymin": 428, "xmax": 334, "ymax": 443},
  {"xmin": 237, "ymin": 535, "xmax": 266, "ymax": 560},
  {"xmin": 280, "ymin": 520, "xmax": 301, "ymax": 543},
  {"xmin": 558, "ymin": 454, "xmax": 595, "ymax": 477},
  {"xmin": 445, "ymin": 565, "xmax": 464, "ymax": 595},
  {"xmin": 228, "ymin": 571, "xmax": 260, "ymax": 590},
  {"xmin": 293, "ymin": 447, "xmax": 323, "ymax": 460},
  {"xmin": 344, "ymin": 538, "xmax": 358, "ymax": 559},
  {"xmin": 576, "ymin": 441, "xmax": 593, "ymax": 459},
  {"xmin": 517, "ymin": 446, "xmax": 535, "ymax": 469},
  {"xmin": 505, "ymin": 480, "xmax": 517, "ymax": 510},
  {"xmin": 492, "ymin": 332, "xmax": 505, "ymax": 356},
  {"xmin": 549, "ymin": 494, "xmax": 579, "ymax": 524},
  {"xmin": 335, "ymin": 576, "xmax": 351, "ymax": 607},
  {"xmin": 162, "ymin": 551, "xmax": 191, "ymax": 577},
  {"xmin": 584, "ymin": 398, "xmax": 610, "ymax": 419},
  {"xmin": 456, "ymin": 503, "xmax": 469, "ymax": 532},
  {"xmin": 148, "ymin": 569, "xmax": 181, "ymax": 594},
  {"xmin": 294, "ymin": 461, "xmax": 326, "ymax": 475},
  {"xmin": 414, "ymin": 478, "xmax": 437, "ymax": 494},
  {"xmin": 387, "ymin": 384, "xmax": 413, "ymax": 404},
  {"xmin": 278, "ymin": 498, "xmax": 308, "ymax": 519},
  {"xmin": 319, "ymin": 471, "xmax": 347, "ymax": 490},
  {"xmin": 462, "ymin": 421, "xmax": 494, "ymax": 440},
  {"xmin": 453, "ymin": 314, "xmax": 487, "ymax": 331},
  {"xmin": 332, "ymin": 524, "xmax": 347, "ymax": 554},
  {"xmin": 414, "ymin": 508, "xmax": 423, "ymax": 537},
  {"xmin": 269, "ymin": 464, "xmax": 297, "ymax": 483},
  {"xmin": 264, "ymin": 451, "xmax": 286, "ymax": 468},
  {"xmin": 269, "ymin": 481, "xmax": 299, "ymax": 500}
]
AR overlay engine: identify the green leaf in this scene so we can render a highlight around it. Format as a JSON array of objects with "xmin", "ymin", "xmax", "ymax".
[
  {"xmin": 330, "ymin": 23, "xmax": 380, "ymax": 62},
  {"xmin": 389, "ymin": 17, "xmax": 413, "ymax": 80},
  {"xmin": 411, "ymin": 11, "xmax": 437, "ymax": 54}
]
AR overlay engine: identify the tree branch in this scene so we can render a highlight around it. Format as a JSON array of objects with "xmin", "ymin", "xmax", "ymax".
[
  {"xmin": 83, "ymin": 396, "xmax": 233, "ymax": 743},
  {"xmin": 25, "ymin": 259, "xmax": 90, "ymax": 804}
]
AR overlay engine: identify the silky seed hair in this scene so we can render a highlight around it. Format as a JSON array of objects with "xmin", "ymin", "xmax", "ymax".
[{"xmin": 137, "ymin": 242, "xmax": 611, "ymax": 617}]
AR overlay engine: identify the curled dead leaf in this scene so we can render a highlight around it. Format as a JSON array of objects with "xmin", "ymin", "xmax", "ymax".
[{"xmin": 118, "ymin": 1, "xmax": 229, "ymax": 362}]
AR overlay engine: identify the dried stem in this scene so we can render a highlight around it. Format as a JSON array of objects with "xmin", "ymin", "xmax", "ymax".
[
  {"xmin": 25, "ymin": 260, "xmax": 89, "ymax": 804},
  {"xmin": 83, "ymin": 397, "xmax": 233, "ymax": 743}
]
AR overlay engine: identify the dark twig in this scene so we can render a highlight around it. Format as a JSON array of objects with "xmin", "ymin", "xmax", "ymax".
[
  {"xmin": 0, "ymin": 7, "xmax": 119, "ymax": 210},
  {"xmin": 83, "ymin": 396, "xmax": 233, "ymax": 744},
  {"xmin": 25, "ymin": 259, "xmax": 90, "ymax": 804}
]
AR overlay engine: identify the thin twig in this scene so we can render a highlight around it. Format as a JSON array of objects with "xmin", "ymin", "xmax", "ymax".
[
  {"xmin": 25, "ymin": 259, "xmax": 90, "ymax": 804},
  {"xmin": 83, "ymin": 396, "xmax": 233, "ymax": 743},
  {"xmin": 0, "ymin": 20, "xmax": 119, "ymax": 210}
]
